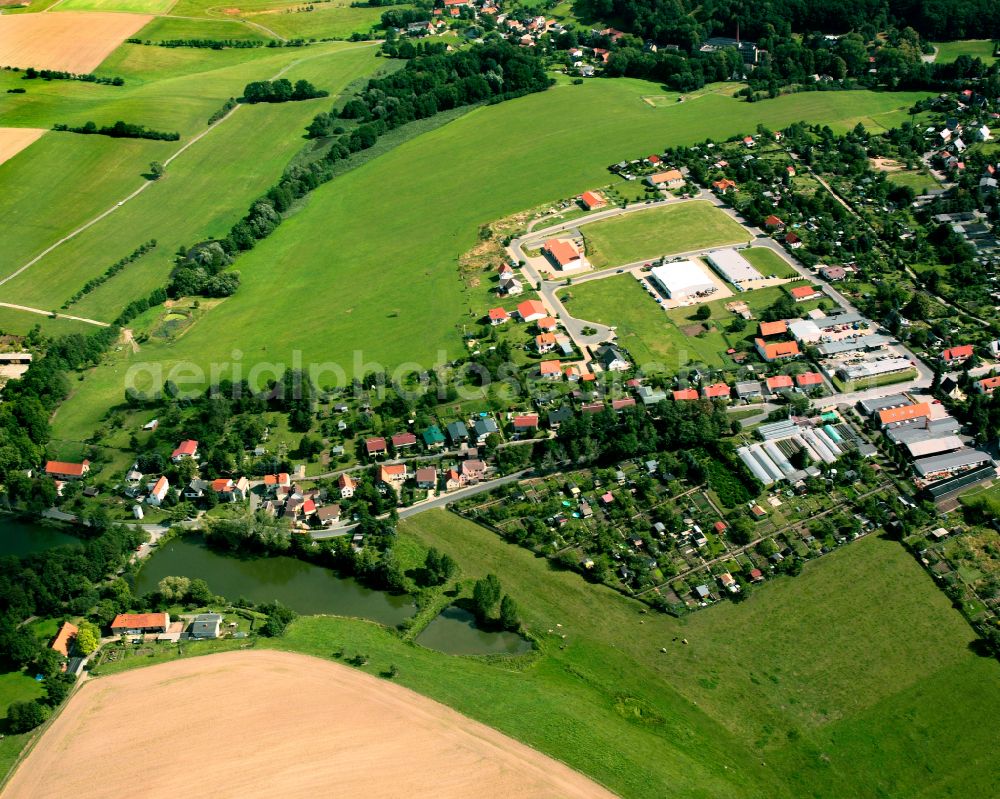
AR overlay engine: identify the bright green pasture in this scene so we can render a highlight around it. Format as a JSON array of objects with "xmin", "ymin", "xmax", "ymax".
[
  {"xmin": 55, "ymin": 0, "xmax": 176, "ymax": 12},
  {"xmin": 932, "ymin": 39, "xmax": 998, "ymax": 63},
  {"xmin": 887, "ymin": 168, "xmax": 940, "ymax": 194},
  {"xmin": 562, "ymin": 275, "xmax": 729, "ymax": 369},
  {"xmin": 258, "ymin": 511, "xmax": 1000, "ymax": 799},
  {"xmin": 133, "ymin": 15, "xmax": 272, "ymax": 41},
  {"xmin": 242, "ymin": 2, "xmax": 393, "ymax": 40},
  {"xmin": 0, "ymin": 132, "xmax": 172, "ymax": 277},
  {"xmin": 580, "ymin": 200, "xmax": 750, "ymax": 267},
  {"xmin": 0, "ymin": 307, "xmax": 99, "ymax": 337},
  {"xmin": 1, "ymin": 44, "xmax": 381, "ymax": 315},
  {"xmin": 48, "ymin": 82, "xmax": 930, "ymax": 438},
  {"xmin": 742, "ymin": 246, "xmax": 799, "ymax": 278}
]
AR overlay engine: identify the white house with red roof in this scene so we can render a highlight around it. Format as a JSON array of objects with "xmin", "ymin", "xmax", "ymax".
[
  {"xmin": 338, "ymin": 473, "xmax": 356, "ymax": 498},
  {"xmin": 543, "ymin": 238, "xmax": 586, "ymax": 270},
  {"xmin": 365, "ymin": 437, "xmax": 387, "ymax": 457},
  {"xmin": 147, "ymin": 475, "xmax": 170, "ymax": 506},
  {"xmin": 488, "ymin": 307, "xmax": 510, "ymax": 325},
  {"xmin": 171, "ymin": 439, "xmax": 198, "ymax": 462},
  {"xmin": 45, "ymin": 459, "xmax": 90, "ymax": 480},
  {"xmin": 942, "ymin": 344, "xmax": 974, "ymax": 365},
  {"xmin": 517, "ymin": 299, "xmax": 547, "ymax": 322}
]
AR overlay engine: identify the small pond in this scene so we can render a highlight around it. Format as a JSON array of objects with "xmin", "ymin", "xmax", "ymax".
[
  {"xmin": 416, "ymin": 606, "xmax": 532, "ymax": 656},
  {"xmin": 0, "ymin": 517, "xmax": 81, "ymax": 558}
]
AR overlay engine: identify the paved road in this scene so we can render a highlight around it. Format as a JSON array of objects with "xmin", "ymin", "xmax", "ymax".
[{"xmin": 311, "ymin": 468, "xmax": 531, "ymax": 539}]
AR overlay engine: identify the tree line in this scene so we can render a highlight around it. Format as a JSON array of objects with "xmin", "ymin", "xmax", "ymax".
[
  {"xmin": 63, "ymin": 240, "xmax": 157, "ymax": 309},
  {"xmin": 53, "ymin": 120, "xmax": 180, "ymax": 142},
  {"xmin": 9, "ymin": 66, "xmax": 124, "ymax": 86},
  {"xmin": 241, "ymin": 78, "xmax": 328, "ymax": 104}
]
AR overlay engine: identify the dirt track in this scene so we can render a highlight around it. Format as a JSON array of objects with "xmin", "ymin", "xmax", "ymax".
[
  {"xmin": 0, "ymin": 128, "xmax": 45, "ymax": 167},
  {"xmin": 0, "ymin": 12, "xmax": 151, "ymax": 72},
  {"xmin": 2, "ymin": 649, "xmax": 617, "ymax": 799}
]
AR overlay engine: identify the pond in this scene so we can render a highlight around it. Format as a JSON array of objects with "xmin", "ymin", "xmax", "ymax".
[
  {"xmin": 416, "ymin": 606, "xmax": 532, "ymax": 656},
  {"xmin": 134, "ymin": 536, "xmax": 414, "ymax": 626},
  {"xmin": 0, "ymin": 517, "xmax": 81, "ymax": 558}
]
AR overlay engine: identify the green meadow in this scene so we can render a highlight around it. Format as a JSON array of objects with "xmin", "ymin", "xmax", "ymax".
[
  {"xmin": 54, "ymin": 0, "xmax": 176, "ymax": 11},
  {"xmin": 252, "ymin": 511, "xmax": 1000, "ymax": 799},
  {"xmin": 580, "ymin": 200, "xmax": 750, "ymax": 267},
  {"xmin": 932, "ymin": 39, "xmax": 998, "ymax": 63},
  {"xmin": 743, "ymin": 246, "xmax": 800, "ymax": 278},
  {"xmin": 133, "ymin": 16, "xmax": 273, "ymax": 42},
  {"xmin": 43, "ymin": 82, "xmax": 930, "ymax": 440}
]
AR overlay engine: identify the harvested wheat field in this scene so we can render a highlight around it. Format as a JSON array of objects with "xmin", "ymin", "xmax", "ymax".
[
  {"xmin": 3, "ymin": 650, "xmax": 617, "ymax": 799},
  {"xmin": 0, "ymin": 12, "xmax": 151, "ymax": 72},
  {"xmin": 0, "ymin": 128, "xmax": 45, "ymax": 166}
]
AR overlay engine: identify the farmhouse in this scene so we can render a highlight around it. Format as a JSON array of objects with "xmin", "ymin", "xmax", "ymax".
[
  {"xmin": 650, "ymin": 261, "xmax": 716, "ymax": 300},
  {"xmin": 171, "ymin": 439, "xmax": 199, "ymax": 462},
  {"xmin": 50, "ymin": 621, "xmax": 78, "ymax": 661},
  {"xmin": 190, "ymin": 614, "xmax": 222, "ymax": 639},
  {"xmin": 789, "ymin": 285, "xmax": 822, "ymax": 302},
  {"xmin": 755, "ymin": 338, "xmax": 800, "ymax": 361},
  {"xmin": 517, "ymin": 299, "xmax": 547, "ymax": 322},
  {"xmin": 543, "ymin": 238, "xmax": 586, "ymax": 270},
  {"xmin": 706, "ymin": 249, "xmax": 762, "ymax": 287},
  {"xmin": 580, "ymin": 190, "xmax": 606, "ymax": 210},
  {"xmin": 645, "ymin": 169, "xmax": 684, "ymax": 188},
  {"xmin": 111, "ymin": 613, "xmax": 170, "ymax": 636},
  {"xmin": 45, "ymin": 459, "xmax": 90, "ymax": 480}
]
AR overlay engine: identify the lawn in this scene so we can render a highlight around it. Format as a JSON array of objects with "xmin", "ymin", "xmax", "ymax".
[
  {"xmin": 251, "ymin": 511, "xmax": 1000, "ymax": 799},
  {"xmin": 44, "ymin": 81, "xmax": 931, "ymax": 438},
  {"xmin": 742, "ymin": 246, "xmax": 800, "ymax": 278},
  {"xmin": 55, "ymin": 0, "xmax": 176, "ymax": 11},
  {"xmin": 132, "ymin": 16, "xmax": 273, "ymax": 41},
  {"xmin": 579, "ymin": 200, "xmax": 751, "ymax": 268},
  {"xmin": 561, "ymin": 275, "xmax": 730, "ymax": 370},
  {"xmin": 887, "ymin": 169, "xmax": 939, "ymax": 194},
  {"xmin": 242, "ymin": 2, "xmax": 399, "ymax": 40},
  {"xmin": 932, "ymin": 40, "xmax": 998, "ymax": 64}
]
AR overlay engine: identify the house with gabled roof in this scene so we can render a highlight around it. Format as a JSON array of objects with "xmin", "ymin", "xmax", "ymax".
[
  {"xmin": 539, "ymin": 360, "xmax": 562, "ymax": 379},
  {"xmin": 147, "ymin": 475, "xmax": 169, "ymax": 507},
  {"xmin": 446, "ymin": 420, "xmax": 469, "ymax": 444},
  {"xmin": 517, "ymin": 299, "xmax": 546, "ymax": 322},
  {"xmin": 45, "ymin": 459, "xmax": 90, "ymax": 480},
  {"xmin": 941, "ymin": 344, "xmax": 973, "ymax": 364},
  {"xmin": 702, "ymin": 382, "xmax": 731, "ymax": 401},
  {"xmin": 755, "ymin": 338, "xmax": 800, "ymax": 362},
  {"xmin": 488, "ymin": 307, "xmax": 510, "ymax": 325},
  {"xmin": 171, "ymin": 439, "xmax": 198, "ymax": 462},
  {"xmin": 422, "ymin": 425, "xmax": 445, "ymax": 449},
  {"xmin": 673, "ymin": 388, "xmax": 699, "ymax": 401},
  {"xmin": 365, "ymin": 437, "xmax": 387, "ymax": 457},
  {"xmin": 580, "ymin": 190, "xmax": 606, "ymax": 210},
  {"xmin": 338, "ymin": 473, "xmax": 356, "ymax": 498},
  {"xmin": 391, "ymin": 432, "xmax": 417, "ymax": 450}
]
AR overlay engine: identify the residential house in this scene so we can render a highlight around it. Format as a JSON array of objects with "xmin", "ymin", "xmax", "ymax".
[
  {"xmin": 673, "ymin": 388, "xmax": 699, "ymax": 401},
  {"xmin": 391, "ymin": 432, "xmax": 417, "ymax": 451},
  {"xmin": 517, "ymin": 299, "xmax": 547, "ymax": 322},
  {"xmin": 702, "ymin": 382, "xmax": 731, "ymax": 401},
  {"xmin": 473, "ymin": 417, "xmax": 499, "ymax": 443},
  {"xmin": 512, "ymin": 414, "xmax": 539, "ymax": 434},
  {"xmin": 975, "ymin": 375, "xmax": 1000, "ymax": 394},
  {"xmin": 765, "ymin": 375, "xmax": 794, "ymax": 394},
  {"xmin": 785, "ymin": 232, "xmax": 803, "ymax": 248},
  {"xmin": 422, "ymin": 425, "xmax": 446, "ymax": 449},
  {"xmin": 735, "ymin": 380, "xmax": 763, "ymax": 400},
  {"xmin": 580, "ymin": 190, "xmax": 606, "ymax": 210},
  {"xmin": 45, "ymin": 460, "xmax": 90, "ymax": 480},
  {"xmin": 878, "ymin": 402, "xmax": 930, "ymax": 428},
  {"xmin": 379, "ymin": 464, "xmax": 407, "ymax": 489},
  {"xmin": 184, "ymin": 478, "xmax": 207, "ymax": 500},
  {"xmin": 543, "ymin": 239, "xmax": 585, "ymax": 270},
  {"xmin": 536, "ymin": 332, "xmax": 557, "ymax": 353},
  {"xmin": 764, "ymin": 215, "xmax": 785, "ymax": 230},
  {"xmin": 50, "ymin": 621, "xmax": 78, "ymax": 664},
  {"xmin": 499, "ymin": 276, "xmax": 523, "ymax": 296},
  {"xmin": 171, "ymin": 439, "xmax": 199, "ymax": 462},
  {"xmin": 758, "ymin": 320, "xmax": 787, "ymax": 337},
  {"xmin": 942, "ymin": 344, "xmax": 974, "ymax": 365},
  {"xmin": 755, "ymin": 338, "xmax": 800, "ymax": 362},
  {"xmin": 446, "ymin": 420, "xmax": 469, "ymax": 444},
  {"xmin": 316, "ymin": 504, "xmax": 342, "ymax": 527},
  {"xmin": 498, "ymin": 263, "xmax": 515, "ymax": 282},
  {"xmin": 645, "ymin": 169, "xmax": 684, "ymax": 188},
  {"xmin": 190, "ymin": 613, "xmax": 222, "ymax": 639},
  {"xmin": 540, "ymin": 360, "xmax": 563, "ymax": 379},
  {"xmin": 637, "ymin": 385, "xmax": 667, "ymax": 405},
  {"xmin": 147, "ymin": 475, "xmax": 169, "ymax": 507},
  {"xmin": 712, "ymin": 178, "xmax": 737, "ymax": 194},
  {"xmin": 365, "ymin": 437, "xmax": 388, "ymax": 457},
  {"xmin": 461, "ymin": 459, "xmax": 485, "ymax": 484},
  {"xmin": 110, "ymin": 613, "xmax": 169, "ymax": 636},
  {"xmin": 611, "ymin": 397, "xmax": 636, "ymax": 410},
  {"xmin": 338, "ymin": 473, "xmax": 356, "ymax": 498},
  {"xmin": 795, "ymin": 372, "xmax": 824, "ymax": 389},
  {"xmin": 820, "ymin": 265, "xmax": 847, "ymax": 281},
  {"xmin": 445, "ymin": 468, "xmax": 462, "ymax": 491},
  {"xmin": 537, "ymin": 316, "xmax": 558, "ymax": 332},
  {"xmin": 488, "ymin": 307, "xmax": 510, "ymax": 326},
  {"xmin": 547, "ymin": 406, "xmax": 573, "ymax": 428},
  {"xmin": 416, "ymin": 466, "xmax": 437, "ymax": 489},
  {"xmin": 595, "ymin": 344, "xmax": 630, "ymax": 372},
  {"xmin": 789, "ymin": 285, "xmax": 821, "ymax": 302}
]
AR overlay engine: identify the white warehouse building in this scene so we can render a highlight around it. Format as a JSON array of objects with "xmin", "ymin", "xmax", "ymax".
[
  {"xmin": 706, "ymin": 249, "xmax": 762, "ymax": 288},
  {"xmin": 650, "ymin": 260, "xmax": 717, "ymax": 300}
]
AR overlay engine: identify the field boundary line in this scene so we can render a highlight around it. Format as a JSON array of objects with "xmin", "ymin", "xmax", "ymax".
[{"xmin": 0, "ymin": 41, "xmax": 379, "ymax": 297}]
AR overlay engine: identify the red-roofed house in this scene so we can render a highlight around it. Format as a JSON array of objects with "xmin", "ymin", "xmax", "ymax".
[
  {"xmin": 942, "ymin": 344, "xmax": 974, "ymax": 364},
  {"xmin": 111, "ymin": 613, "xmax": 169, "ymax": 636},
  {"xmin": 536, "ymin": 332, "xmax": 557, "ymax": 353},
  {"xmin": 45, "ymin": 459, "xmax": 90, "ymax": 480},
  {"xmin": 147, "ymin": 475, "xmax": 169, "ymax": 507},
  {"xmin": 759, "ymin": 320, "xmax": 787, "ymax": 337},
  {"xmin": 785, "ymin": 232, "xmax": 803, "ymax": 249},
  {"xmin": 537, "ymin": 316, "xmax": 557, "ymax": 332},
  {"xmin": 338, "ymin": 473, "xmax": 356, "ymax": 498},
  {"xmin": 379, "ymin": 463, "xmax": 407, "ymax": 488},
  {"xmin": 517, "ymin": 299, "xmax": 546, "ymax": 322},
  {"xmin": 513, "ymin": 414, "xmax": 539, "ymax": 432},
  {"xmin": 713, "ymin": 520, "xmax": 728, "ymax": 533},
  {"xmin": 764, "ymin": 215, "xmax": 785, "ymax": 230},
  {"xmin": 743, "ymin": 135, "xmax": 755, "ymax": 147},
  {"xmin": 755, "ymin": 338, "xmax": 800, "ymax": 362},
  {"xmin": 391, "ymin": 432, "xmax": 417, "ymax": 450},
  {"xmin": 539, "ymin": 360, "xmax": 562, "ymax": 379},
  {"xmin": 976, "ymin": 375, "xmax": 1000, "ymax": 394},
  {"xmin": 795, "ymin": 372, "xmax": 824, "ymax": 388},
  {"xmin": 50, "ymin": 621, "xmax": 78, "ymax": 663},
  {"xmin": 488, "ymin": 307, "xmax": 510, "ymax": 325},
  {"xmin": 365, "ymin": 437, "xmax": 387, "ymax": 457},
  {"xmin": 749, "ymin": 568, "xmax": 764, "ymax": 582},
  {"xmin": 580, "ymin": 191, "xmax": 606, "ymax": 210},
  {"xmin": 543, "ymin": 238, "xmax": 585, "ymax": 270},
  {"xmin": 788, "ymin": 285, "xmax": 820, "ymax": 302},
  {"xmin": 461, "ymin": 459, "xmax": 485, "ymax": 484},
  {"xmin": 712, "ymin": 178, "xmax": 737, "ymax": 194},
  {"xmin": 766, "ymin": 375, "xmax": 794, "ymax": 391},
  {"xmin": 673, "ymin": 388, "xmax": 699, "ymax": 401},
  {"xmin": 702, "ymin": 382, "xmax": 731, "ymax": 400},
  {"xmin": 647, "ymin": 154, "xmax": 661, "ymax": 164},
  {"xmin": 645, "ymin": 169, "xmax": 684, "ymax": 188},
  {"xmin": 212, "ymin": 477, "xmax": 249, "ymax": 502},
  {"xmin": 171, "ymin": 439, "xmax": 198, "ymax": 462}
]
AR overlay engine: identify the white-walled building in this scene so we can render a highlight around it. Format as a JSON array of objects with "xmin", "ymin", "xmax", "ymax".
[{"xmin": 650, "ymin": 260, "xmax": 716, "ymax": 300}]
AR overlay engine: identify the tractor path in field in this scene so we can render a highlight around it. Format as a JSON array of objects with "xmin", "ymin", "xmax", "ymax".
[
  {"xmin": 0, "ymin": 42, "xmax": 379, "ymax": 301},
  {"xmin": 0, "ymin": 302, "xmax": 109, "ymax": 327}
]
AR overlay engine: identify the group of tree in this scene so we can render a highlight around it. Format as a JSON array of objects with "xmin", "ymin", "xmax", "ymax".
[
  {"xmin": 63, "ymin": 240, "xmax": 157, "ymax": 308},
  {"xmin": 167, "ymin": 241, "xmax": 240, "ymax": 298},
  {"xmin": 471, "ymin": 573, "xmax": 520, "ymax": 630},
  {"xmin": 53, "ymin": 120, "xmax": 179, "ymax": 141},
  {"xmin": 15, "ymin": 66, "xmax": 123, "ymax": 86},
  {"xmin": 241, "ymin": 78, "xmax": 328, "ymax": 104}
]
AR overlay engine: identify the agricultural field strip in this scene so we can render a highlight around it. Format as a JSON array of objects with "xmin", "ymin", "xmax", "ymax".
[
  {"xmin": 0, "ymin": 42, "xmax": 379, "ymax": 299},
  {"xmin": 0, "ymin": 302, "xmax": 108, "ymax": 327}
]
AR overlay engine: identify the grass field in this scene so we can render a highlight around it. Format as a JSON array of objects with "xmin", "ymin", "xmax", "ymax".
[
  {"xmin": 578, "ymin": 200, "xmax": 750, "ymax": 268},
  {"xmin": 742, "ymin": 246, "xmax": 800, "ymax": 278},
  {"xmin": 932, "ymin": 40, "xmax": 998, "ymax": 63},
  {"xmin": 242, "ymin": 2, "xmax": 395, "ymax": 40},
  {"xmin": 562, "ymin": 275, "xmax": 810, "ymax": 370},
  {"xmin": 132, "ymin": 15, "xmax": 272, "ymax": 41},
  {"xmin": 252, "ymin": 511, "xmax": 1000, "ymax": 799},
  {"xmin": 41, "ymin": 82, "xmax": 931, "ymax": 439},
  {"xmin": 55, "ymin": 0, "xmax": 175, "ymax": 11},
  {"xmin": 887, "ymin": 169, "xmax": 940, "ymax": 194}
]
